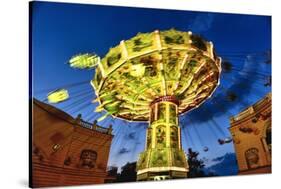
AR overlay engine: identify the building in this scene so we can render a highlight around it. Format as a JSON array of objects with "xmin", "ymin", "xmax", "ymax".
[
  {"xmin": 31, "ymin": 99, "xmax": 114, "ymax": 187},
  {"xmin": 229, "ymin": 93, "xmax": 271, "ymax": 175}
]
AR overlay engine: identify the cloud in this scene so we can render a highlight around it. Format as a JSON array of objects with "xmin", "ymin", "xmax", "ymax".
[
  {"xmin": 190, "ymin": 13, "xmax": 215, "ymax": 33},
  {"xmin": 118, "ymin": 148, "xmax": 131, "ymax": 155},
  {"xmin": 125, "ymin": 132, "xmax": 137, "ymax": 140},
  {"xmin": 204, "ymin": 153, "xmax": 238, "ymax": 176},
  {"xmin": 180, "ymin": 55, "xmax": 264, "ymax": 125},
  {"xmin": 212, "ymin": 156, "xmax": 225, "ymax": 162}
]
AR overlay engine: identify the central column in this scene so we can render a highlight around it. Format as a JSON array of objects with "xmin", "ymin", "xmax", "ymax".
[{"xmin": 136, "ymin": 96, "xmax": 188, "ymax": 181}]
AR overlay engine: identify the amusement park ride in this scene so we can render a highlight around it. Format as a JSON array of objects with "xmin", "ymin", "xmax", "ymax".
[
  {"xmin": 80, "ymin": 29, "xmax": 222, "ymax": 180},
  {"xmin": 46, "ymin": 29, "xmax": 221, "ymax": 180}
]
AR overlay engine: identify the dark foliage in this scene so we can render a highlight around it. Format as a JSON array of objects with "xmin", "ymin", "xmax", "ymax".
[
  {"xmin": 204, "ymin": 153, "xmax": 238, "ymax": 176},
  {"xmin": 187, "ymin": 148, "xmax": 219, "ymax": 177},
  {"xmin": 226, "ymin": 92, "xmax": 237, "ymax": 102},
  {"xmin": 115, "ymin": 162, "xmax": 137, "ymax": 182},
  {"xmin": 187, "ymin": 148, "xmax": 208, "ymax": 178},
  {"xmin": 222, "ymin": 60, "xmax": 233, "ymax": 72}
]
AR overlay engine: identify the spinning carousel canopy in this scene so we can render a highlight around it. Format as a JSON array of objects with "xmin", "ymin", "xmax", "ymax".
[{"xmin": 91, "ymin": 29, "xmax": 221, "ymax": 121}]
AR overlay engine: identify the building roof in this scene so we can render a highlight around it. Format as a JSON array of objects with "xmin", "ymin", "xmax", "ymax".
[
  {"xmin": 33, "ymin": 98, "xmax": 112, "ymax": 135},
  {"xmin": 33, "ymin": 98, "xmax": 75, "ymax": 124},
  {"xmin": 230, "ymin": 93, "xmax": 271, "ymax": 125}
]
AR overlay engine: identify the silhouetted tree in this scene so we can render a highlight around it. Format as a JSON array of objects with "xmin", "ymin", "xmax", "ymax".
[
  {"xmin": 222, "ymin": 60, "xmax": 233, "ymax": 72},
  {"xmin": 226, "ymin": 92, "xmax": 237, "ymax": 102},
  {"xmin": 116, "ymin": 162, "xmax": 137, "ymax": 182},
  {"xmin": 187, "ymin": 148, "xmax": 206, "ymax": 178},
  {"xmin": 104, "ymin": 166, "xmax": 118, "ymax": 183},
  {"xmin": 107, "ymin": 166, "xmax": 118, "ymax": 177}
]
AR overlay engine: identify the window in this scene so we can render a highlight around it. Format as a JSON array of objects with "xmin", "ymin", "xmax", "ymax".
[
  {"xmin": 265, "ymin": 123, "xmax": 272, "ymax": 153},
  {"xmin": 146, "ymin": 128, "xmax": 152, "ymax": 149},
  {"xmin": 79, "ymin": 150, "xmax": 97, "ymax": 169},
  {"xmin": 266, "ymin": 128, "xmax": 271, "ymax": 151},
  {"xmin": 156, "ymin": 125, "xmax": 166, "ymax": 148},
  {"xmin": 245, "ymin": 148, "xmax": 259, "ymax": 169},
  {"xmin": 170, "ymin": 126, "xmax": 178, "ymax": 148}
]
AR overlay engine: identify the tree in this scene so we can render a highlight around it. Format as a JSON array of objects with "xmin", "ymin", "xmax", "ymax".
[
  {"xmin": 187, "ymin": 148, "xmax": 206, "ymax": 178},
  {"xmin": 116, "ymin": 162, "xmax": 137, "ymax": 182}
]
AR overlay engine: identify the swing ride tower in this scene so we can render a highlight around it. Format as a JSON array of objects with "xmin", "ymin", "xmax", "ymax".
[{"xmin": 90, "ymin": 29, "xmax": 221, "ymax": 180}]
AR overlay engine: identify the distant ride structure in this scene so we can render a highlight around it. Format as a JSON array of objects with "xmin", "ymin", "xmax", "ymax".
[
  {"xmin": 80, "ymin": 29, "xmax": 221, "ymax": 180},
  {"xmin": 69, "ymin": 53, "xmax": 100, "ymax": 70},
  {"xmin": 47, "ymin": 89, "xmax": 69, "ymax": 103}
]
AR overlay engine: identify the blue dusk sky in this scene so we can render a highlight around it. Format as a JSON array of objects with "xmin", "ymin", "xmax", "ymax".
[{"xmin": 31, "ymin": 1, "xmax": 271, "ymax": 174}]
